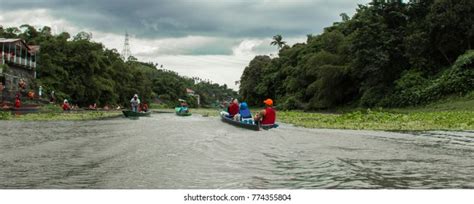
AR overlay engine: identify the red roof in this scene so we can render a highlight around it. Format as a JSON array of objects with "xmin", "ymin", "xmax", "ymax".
[
  {"xmin": 28, "ymin": 45, "xmax": 40, "ymax": 53},
  {"xmin": 186, "ymin": 88, "xmax": 195, "ymax": 94}
]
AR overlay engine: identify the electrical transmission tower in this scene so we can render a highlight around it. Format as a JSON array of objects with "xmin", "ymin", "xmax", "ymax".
[{"xmin": 121, "ymin": 32, "xmax": 131, "ymax": 61}]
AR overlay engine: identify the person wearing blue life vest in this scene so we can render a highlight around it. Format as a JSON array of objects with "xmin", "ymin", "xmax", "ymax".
[{"xmin": 238, "ymin": 102, "xmax": 254, "ymax": 124}]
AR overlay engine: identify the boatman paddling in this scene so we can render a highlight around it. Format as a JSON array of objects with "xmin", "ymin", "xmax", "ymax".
[
  {"xmin": 254, "ymin": 98, "xmax": 276, "ymax": 126},
  {"xmin": 130, "ymin": 94, "xmax": 141, "ymax": 112}
]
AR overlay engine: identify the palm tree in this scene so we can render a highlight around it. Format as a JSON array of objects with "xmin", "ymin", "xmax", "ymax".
[
  {"xmin": 270, "ymin": 34, "xmax": 286, "ymax": 49},
  {"xmin": 340, "ymin": 13, "xmax": 350, "ymax": 22}
]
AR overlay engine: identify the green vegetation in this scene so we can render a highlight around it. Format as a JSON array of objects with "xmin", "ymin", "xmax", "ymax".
[
  {"xmin": 387, "ymin": 92, "xmax": 474, "ymax": 113},
  {"xmin": 0, "ymin": 111, "xmax": 11, "ymax": 120},
  {"xmin": 39, "ymin": 103, "xmax": 63, "ymax": 112},
  {"xmin": 0, "ymin": 25, "xmax": 237, "ymax": 108},
  {"xmin": 276, "ymin": 92, "xmax": 474, "ymax": 131},
  {"xmin": 163, "ymin": 93, "xmax": 474, "ymax": 131},
  {"xmin": 240, "ymin": 0, "xmax": 474, "ymax": 111},
  {"xmin": 1, "ymin": 111, "xmax": 122, "ymax": 121},
  {"xmin": 278, "ymin": 110, "xmax": 474, "ymax": 131}
]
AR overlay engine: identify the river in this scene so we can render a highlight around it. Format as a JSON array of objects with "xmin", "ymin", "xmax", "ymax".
[{"xmin": 0, "ymin": 113, "xmax": 473, "ymax": 189}]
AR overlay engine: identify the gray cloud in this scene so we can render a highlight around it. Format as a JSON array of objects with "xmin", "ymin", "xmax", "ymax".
[
  {"xmin": 0, "ymin": 0, "xmax": 370, "ymax": 39},
  {"xmin": 0, "ymin": 0, "xmax": 371, "ymax": 89}
]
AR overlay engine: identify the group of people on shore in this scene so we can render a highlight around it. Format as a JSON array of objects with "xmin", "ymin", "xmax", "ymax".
[
  {"xmin": 56, "ymin": 93, "xmax": 147, "ymax": 112},
  {"xmin": 224, "ymin": 98, "xmax": 276, "ymax": 126},
  {"xmin": 2, "ymin": 94, "xmax": 25, "ymax": 109},
  {"xmin": 60, "ymin": 100, "xmax": 122, "ymax": 111}
]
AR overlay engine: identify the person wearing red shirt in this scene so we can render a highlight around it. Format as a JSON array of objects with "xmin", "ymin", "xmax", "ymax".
[
  {"xmin": 255, "ymin": 98, "xmax": 276, "ymax": 125},
  {"xmin": 14, "ymin": 95, "xmax": 21, "ymax": 109},
  {"xmin": 227, "ymin": 98, "xmax": 240, "ymax": 117},
  {"xmin": 62, "ymin": 99, "xmax": 71, "ymax": 111}
]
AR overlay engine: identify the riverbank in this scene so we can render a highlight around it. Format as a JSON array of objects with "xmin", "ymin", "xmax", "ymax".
[
  {"xmin": 280, "ymin": 95, "xmax": 474, "ymax": 131},
  {"xmin": 164, "ymin": 95, "xmax": 474, "ymax": 131},
  {"xmin": 2, "ymin": 95, "xmax": 473, "ymax": 131},
  {"xmin": 278, "ymin": 110, "xmax": 473, "ymax": 131},
  {"xmin": 0, "ymin": 109, "xmax": 123, "ymax": 121}
]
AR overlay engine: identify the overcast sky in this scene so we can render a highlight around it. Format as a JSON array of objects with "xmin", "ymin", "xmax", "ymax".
[{"xmin": 0, "ymin": 0, "xmax": 370, "ymax": 90}]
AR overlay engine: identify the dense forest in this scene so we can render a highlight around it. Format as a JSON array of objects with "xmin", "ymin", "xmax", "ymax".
[
  {"xmin": 240, "ymin": 0, "xmax": 474, "ymax": 110},
  {"xmin": 0, "ymin": 25, "xmax": 237, "ymax": 107}
]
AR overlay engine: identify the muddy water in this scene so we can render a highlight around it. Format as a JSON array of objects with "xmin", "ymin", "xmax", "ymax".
[{"xmin": 0, "ymin": 114, "xmax": 473, "ymax": 188}]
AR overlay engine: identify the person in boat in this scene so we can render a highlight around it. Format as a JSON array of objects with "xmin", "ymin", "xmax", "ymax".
[
  {"xmin": 238, "ymin": 102, "xmax": 254, "ymax": 124},
  {"xmin": 178, "ymin": 99, "xmax": 189, "ymax": 113},
  {"xmin": 254, "ymin": 98, "xmax": 276, "ymax": 126},
  {"xmin": 227, "ymin": 98, "xmax": 239, "ymax": 118},
  {"xmin": 62, "ymin": 99, "xmax": 71, "ymax": 111},
  {"xmin": 14, "ymin": 94, "xmax": 21, "ymax": 109},
  {"xmin": 140, "ymin": 102, "xmax": 148, "ymax": 112},
  {"xmin": 130, "ymin": 94, "xmax": 141, "ymax": 112}
]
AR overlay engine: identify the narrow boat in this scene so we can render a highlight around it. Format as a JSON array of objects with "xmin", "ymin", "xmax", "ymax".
[
  {"xmin": 122, "ymin": 110, "xmax": 151, "ymax": 117},
  {"xmin": 9, "ymin": 105, "xmax": 40, "ymax": 114},
  {"xmin": 175, "ymin": 107, "xmax": 192, "ymax": 116},
  {"xmin": 220, "ymin": 112, "xmax": 278, "ymax": 131},
  {"xmin": 84, "ymin": 108, "xmax": 98, "ymax": 111}
]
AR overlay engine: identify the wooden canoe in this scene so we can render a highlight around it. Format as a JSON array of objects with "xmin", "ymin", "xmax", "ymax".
[
  {"xmin": 220, "ymin": 113, "xmax": 260, "ymax": 131},
  {"xmin": 122, "ymin": 110, "xmax": 151, "ymax": 117},
  {"xmin": 220, "ymin": 112, "xmax": 278, "ymax": 131},
  {"xmin": 9, "ymin": 105, "xmax": 40, "ymax": 114}
]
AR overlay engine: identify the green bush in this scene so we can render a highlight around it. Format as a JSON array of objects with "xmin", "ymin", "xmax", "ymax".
[
  {"xmin": 387, "ymin": 50, "xmax": 474, "ymax": 107},
  {"xmin": 279, "ymin": 95, "xmax": 304, "ymax": 110},
  {"xmin": 385, "ymin": 70, "xmax": 428, "ymax": 106},
  {"xmin": 359, "ymin": 86, "xmax": 386, "ymax": 107},
  {"xmin": 0, "ymin": 111, "xmax": 11, "ymax": 120},
  {"xmin": 40, "ymin": 104, "xmax": 62, "ymax": 112}
]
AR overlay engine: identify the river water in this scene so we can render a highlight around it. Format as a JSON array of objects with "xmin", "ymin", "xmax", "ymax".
[{"xmin": 0, "ymin": 113, "xmax": 473, "ymax": 189}]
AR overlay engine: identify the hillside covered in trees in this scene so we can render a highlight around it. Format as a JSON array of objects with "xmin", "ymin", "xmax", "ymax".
[
  {"xmin": 0, "ymin": 25, "xmax": 237, "ymax": 107},
  {"xmin": 240, "ymin": 0, "xmax": 474, "ymax": 110}
]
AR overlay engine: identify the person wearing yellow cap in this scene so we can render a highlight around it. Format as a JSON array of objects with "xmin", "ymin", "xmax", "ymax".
[{"xmin": 254, "ymin": 98, "xmax": 276, "ymax": 126}]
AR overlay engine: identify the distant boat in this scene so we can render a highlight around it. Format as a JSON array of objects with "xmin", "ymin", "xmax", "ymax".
[
  {"xmin": 9, "ymin": 105, "xmax": 40, "ymax": 114},
  {"xmin": 175, "ymin": 107, "xmax": 192, "ymax": 116},
  {"xmin": 122, "ymin": 110, "xmax": 151, "ymax": 117}
]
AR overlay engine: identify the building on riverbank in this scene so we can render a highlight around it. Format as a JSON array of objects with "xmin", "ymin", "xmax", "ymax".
[{"xmin": 0, "ymin": 38, "xmax": 39, "ymax": 101}]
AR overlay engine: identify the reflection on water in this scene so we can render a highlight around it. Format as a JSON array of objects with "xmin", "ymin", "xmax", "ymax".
[{"xmin": 0, "ymin": 114, "xmax": 473, "ymax": 189}]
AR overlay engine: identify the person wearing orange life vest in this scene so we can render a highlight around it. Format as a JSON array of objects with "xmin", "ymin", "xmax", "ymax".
[{"xmin": 254, "ymin": 98, "xmax": 276, "ymax": 125}]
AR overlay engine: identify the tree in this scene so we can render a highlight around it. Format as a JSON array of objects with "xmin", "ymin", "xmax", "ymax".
[
  {"xmin": 239, "ymin": 55, "xmax": 271, "ymax": 105},
  {"xmin": 1, "ymin": 24, "xmax": 233, "ymax": 108},
  {"xmin": 73, "ymin": 31, "xmax": 92, "ymax": 41},
  {"xmin": 270, "ymin": 34, "xmax": 286, "ymax": 49},
  {"xmin": 240, "ymin": 0, "xmax": 474, "ymax": 110},
  {"xmin": 340, "ymin": 13, "xmax": 350, "ymax": 21}
]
